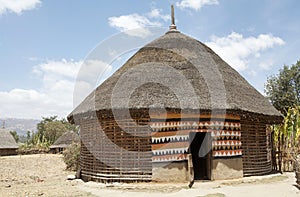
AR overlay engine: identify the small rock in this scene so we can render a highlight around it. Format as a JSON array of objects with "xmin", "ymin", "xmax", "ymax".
[
  {"xmin": 67, "ymin": 175, "xmax": 76, "ymax": 180},
  {"xmin": 5, "ymin": 184, "xmax": 11, "ymax": 188}
]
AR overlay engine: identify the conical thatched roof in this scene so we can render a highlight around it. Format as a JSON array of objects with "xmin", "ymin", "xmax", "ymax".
[
  {"xmin": 68, "ymin": 30, "xmax": 282, "ymax": 121},
  {"xmin": 50, "ymin": 131, "xmax": 79, "ymax": 149},
  {"xmin": 0, "ymin": 129, "xmax": 18, "ymax": 149}
]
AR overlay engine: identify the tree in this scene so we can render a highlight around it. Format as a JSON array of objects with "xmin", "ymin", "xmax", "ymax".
[
  {"xmin": 60, "ymin": 119, "xmax": 78, "ymax": 134},
  {"xmin": 265, "ymin": 60, "xmax": 300, "ymax": 115},
  {"xmin": 10, "ymin": 131, "xmax": 19, "ymax": 143},
  {"xmin": 44, "ymin": 121, "xmax": 68, "ymax": 144},
  {"xmin": 36, "ymin": 116, "xmax": 78, "ymax": 145},
  {"xmin": 37, "ymin": 116, "xmax": 58, "ymax": 141},
  {"xmin": 26, "ymin": 130, "xmax": 31, "ymax": 143}
]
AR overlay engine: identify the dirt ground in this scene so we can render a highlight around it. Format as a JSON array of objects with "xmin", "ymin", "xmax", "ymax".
[{"xmin": 0, "ymin": 154, "xmax": 299, "ymax": 197}]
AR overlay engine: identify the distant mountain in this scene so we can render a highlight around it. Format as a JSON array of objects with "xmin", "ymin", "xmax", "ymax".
[{"xmin": 0, "ymin": 118, "xmax": 40, "ymax": 136}]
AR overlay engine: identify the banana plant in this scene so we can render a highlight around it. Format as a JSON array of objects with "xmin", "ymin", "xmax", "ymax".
[{"xmin": 272, "ymin": 106, "xmax": 300, "ymax": 171}]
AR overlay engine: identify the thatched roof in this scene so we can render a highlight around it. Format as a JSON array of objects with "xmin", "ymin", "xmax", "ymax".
[
  {"xmin": 50, "ymin": 131, "xmax": 79, "ymax": 149},
  {"xmin": 0, "ymin": 129, "xmax": 18, "ymax": 149},
  {"xmin": 68, "ymin": 30, "xmax": 282, "ymax": 121}
]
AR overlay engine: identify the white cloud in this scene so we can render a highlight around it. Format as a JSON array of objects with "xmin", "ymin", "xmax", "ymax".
[
  {"xmin": 74, "ymin": 59, "xmax": 112, "ymax": 107},
  {"xmin": 205, "ymin": 32, "xmax": 285, "ymax": 71},
  {"xmin": 0, "ymin": 89, "xmax": 47, "ymax": 118},
  {"xmin": 0, "ymin": 59, "xmax": 81, "ymax": 119},
  {"xmin": 176, "ymin": 0, "xmax": 219, "ymax": 11},
  {"xmin": 147, "ymin": 8, "xmax": 169, "ymax": 21},
  {"xmin": 247, "ymin": 69, "xmax": 257, "ymax": 77},
  {"xmin": 108, "ymin": 13, "xmax": 161, "ymax": 38},
  {"xmin": 0, "ymin": 0, "xmax": 41, "ymax": 15},
  {"xmin": 108, "ymin": 8, "xmax": 169, "ymax": 38},
  {"xmin": 0, "ymin": 59, "xmax": 114, "ymax": 119},
  {"xmin": 32, "ymin": 59, "xmax": 80, "ymax": 79},
  {"xmin": 259, "ymin": 59, "xmax": 274, "ymax": 71}
]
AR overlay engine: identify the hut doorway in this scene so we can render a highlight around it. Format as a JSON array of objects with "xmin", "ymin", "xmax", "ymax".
[{"xmin": 189, "ymin": 132, "xmax": 212, "ymax": 180}]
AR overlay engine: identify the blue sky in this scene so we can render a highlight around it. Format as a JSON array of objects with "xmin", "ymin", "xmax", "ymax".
[{"xmin": 0, "ymin": 0, "xmax": 299, "ymax": 119}]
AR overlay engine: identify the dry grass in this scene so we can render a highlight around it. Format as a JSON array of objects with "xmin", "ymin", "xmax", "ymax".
[
  {"xmin": 0, "ymin": 154, "xmax": 94, "ymax": 197},
  {"xmin": 0, "ymin": 154, "xmax": 298, "ymax": 197}
]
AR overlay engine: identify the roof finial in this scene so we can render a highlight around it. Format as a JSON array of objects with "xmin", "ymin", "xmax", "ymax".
[{"xmin": 169, "ymin": 5, "xmax": 177, "ymax": 31}]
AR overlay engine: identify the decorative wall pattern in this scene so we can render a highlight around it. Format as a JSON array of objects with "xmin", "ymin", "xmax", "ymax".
[
  {"xmin": 212, "ymin": 130, "xmax": 242, "ymax": 157},
  {"xmin": 150, "ymin": 114, "xmax": 242, "ymax": 162}
]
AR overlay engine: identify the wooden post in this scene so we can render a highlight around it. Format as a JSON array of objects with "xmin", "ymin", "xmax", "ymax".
[
  {"xmin": 188, "ymin": 154, "xmax": 194, "ymax": 188},
  {"xmin": 271, "ymin": 128, "xmax": 277, "ymax": 171},
  {"xmin": 171, "ymin": 5, "xmax": 175, "ymax": 25},
  {"xmin": 169, "ymin": 5, "xmax": 177, "ymax": 30},
  {"xmin": 278, "ymin": 132, "xmax": 282, "ymax": 173}
]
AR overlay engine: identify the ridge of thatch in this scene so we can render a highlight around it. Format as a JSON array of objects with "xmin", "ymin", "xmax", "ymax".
[
  {"xmin": 0, "ymin": 129, "xmax": 18, "ymax": 149},
  {"xmin": 68, "ymin": 31, "xmax": 282, "ymax": 120},
  {"xmin": 50, "ymin": 131, "xmax": 79, "ymax": 149}
]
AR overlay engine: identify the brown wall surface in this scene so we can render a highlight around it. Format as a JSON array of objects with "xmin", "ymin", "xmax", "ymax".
[
  {"xmin": 0, "ymin": 148, "xmax": 17, "ymax": 156},
  {"xmin": 211, "ymin": 157, "xmax": 243, "ymax": 180},
  {"xmin": 241, "ymin": 120, "xmax": 272, "ymax": 176},
  {"xmin": 152, "ymin": 161, "xmax": 188, "ymax": 182}
]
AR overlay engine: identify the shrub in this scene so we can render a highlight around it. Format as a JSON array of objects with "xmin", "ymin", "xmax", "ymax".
[{"xmin": 62, "ymin": 142, "xmax": 80, "ymax": 171}]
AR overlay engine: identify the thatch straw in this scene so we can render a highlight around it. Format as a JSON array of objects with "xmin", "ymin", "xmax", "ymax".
[
  {"xmin": 68, "ymin": 31, "xmax": 282, "ymax": 122},
  {"xmin": 50, "ymin": 131, "xmax": 79, "ymax": 149},
  {"xmin": 0, "ymin": 128, "xmax": 18, "ymax": 149}
]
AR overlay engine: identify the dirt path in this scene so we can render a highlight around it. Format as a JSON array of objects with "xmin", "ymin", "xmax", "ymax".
[
  {"xmin": 78, "ymin": 173, "xmax": 299, "ymax": 197},
  {"xmin": 0, "ymin": 154, "xmax": 299, "ymax": 197}
]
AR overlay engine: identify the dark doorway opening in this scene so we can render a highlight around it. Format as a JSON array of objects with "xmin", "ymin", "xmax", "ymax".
[{"xmin": 189, "ymin": 132, "xmax": 211, "ymax": 180}]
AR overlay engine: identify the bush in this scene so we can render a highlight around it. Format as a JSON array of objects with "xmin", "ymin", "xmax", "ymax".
[
  {"xmin": 18, "ymin": 137, "xmax": 50, "ymax": 155},
  {"xmin": 62, "ymin": 142, "xmax": 80, "ymax": 171}
]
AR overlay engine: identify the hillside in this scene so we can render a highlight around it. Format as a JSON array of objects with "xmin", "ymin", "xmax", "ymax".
[{"xmin": 0, "ymin": 118, "xmax": 40, "ymax": 136}]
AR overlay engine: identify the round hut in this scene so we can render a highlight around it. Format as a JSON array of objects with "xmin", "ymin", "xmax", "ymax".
[
  {"xmin": 0, "ymin": 128, "xmax": 18, "ymax": 156},
  {"xmin": 50, "ymin": 131, "xmax": 80, "ymax": 153},
  {"xmin": 68, "ymin": 14, "xmax": 282, "ymax": 182}
]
